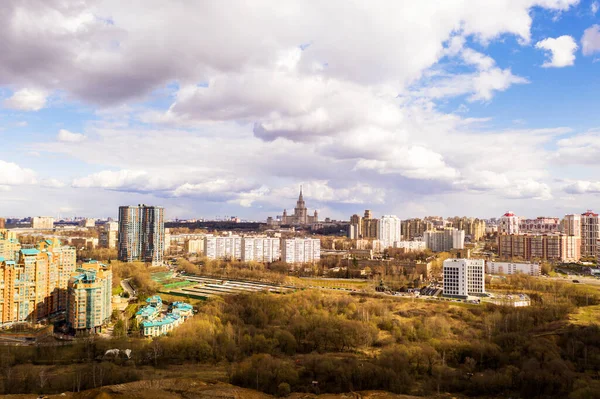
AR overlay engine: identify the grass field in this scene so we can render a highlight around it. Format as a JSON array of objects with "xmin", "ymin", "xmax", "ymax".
[
  {"xmin": 288, "ymin": 276, "xmax": 373, "ymax": 290},
  {"xmin": 570, "ymin": 304, "xmax": 600, "ymax": 326}
]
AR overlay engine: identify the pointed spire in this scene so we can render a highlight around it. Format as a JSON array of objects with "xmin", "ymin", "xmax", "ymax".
[{"xmin": 299, "ymin": 185, "xmax": 303, "ymax": 201}]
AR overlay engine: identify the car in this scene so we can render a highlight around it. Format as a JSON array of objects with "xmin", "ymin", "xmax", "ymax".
[{"xmin": 572, "ymin": 280, "xmax": 580, "ymax": 283}]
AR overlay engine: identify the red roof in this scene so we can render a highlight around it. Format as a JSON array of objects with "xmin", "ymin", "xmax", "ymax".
[
  {"xmin": 503, "ymin": 212, "xmax": 516, "ymax": 217},
  {"xmin": 582, "ymin": 210, "xmax": 598, "ymax": 216}
]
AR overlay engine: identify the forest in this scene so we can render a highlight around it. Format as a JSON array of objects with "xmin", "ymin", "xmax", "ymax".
[{"xmin": 1, "ymin": 275, "xmax": 600, "ymax": 398}]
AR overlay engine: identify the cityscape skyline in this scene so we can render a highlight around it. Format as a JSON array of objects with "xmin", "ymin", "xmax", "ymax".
[{"xmin": 1, "ymin": 2, "xmax": 600, "ymax": 220}]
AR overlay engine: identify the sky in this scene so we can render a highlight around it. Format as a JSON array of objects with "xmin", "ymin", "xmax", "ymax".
[{"xmin": 1, "ymin": 0, "xmax": 600, "ymax": 221}]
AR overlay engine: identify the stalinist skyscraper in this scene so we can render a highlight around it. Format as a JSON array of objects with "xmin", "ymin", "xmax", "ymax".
[{"xmin": 277, "ymin": 187, "xmax": 319, "ymax": 225}]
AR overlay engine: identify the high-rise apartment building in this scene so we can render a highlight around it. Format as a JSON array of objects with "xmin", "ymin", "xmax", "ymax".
[
  {"xmin": 580, "ymin": 210, "xmax": 599, "ymax": 258},
  {"xmin": 118, "ymin": 205, "xmax": 165, "ymax": 266},
  {"xmin": 31, "ymin": 216, "xmax": 54, "ymax": 230},
  {"xmin": 0, "ymin": 239, "xmax": 76, "ymax": 325},
  {"xmin": 562, "ymin": 214, "xmax": 581, "ymax": 237},
  {"xmin": 499, "ymin": 212, "xmax": 519, "ymax": 235},
  {"xmin": 423, "ymin": 228, "xmax": 465, "ymax": 252},
  {"xmin": 0, "ymin": 229, "xmax": 21, "ymax": 261},
  {"xmin": 67, "ymin": 261, "xmax": 112, "ymax": 333},
  {"xmin": 281, "ymin": 238, "xmax": 321, "ymax": 264},
  {"xmin": 448, "ymin": 217, "xmax": 486, "ymax": 241},
  {"xmin": 348, "ymin": 210, "xmax": 379, "ymax": 239},
  {"xmin": 400, "ymin": 218, "xmax": 434, "ymax": 240},
  {"xmin": 443, "ymin": 259, "xmax": 485, "ymax": 297},
  {"xmin": 378, "ymin": 215, "xmax": 402, "ymax": 249},
  {"xmin": 100, "ymin": 221, "xmax": 119, "ymax": 249},
  {"xmin": 0, "ymin": 218, "xmax": 5, "ymax": 229},
  {"xmin": 241, "ymin": 237, "xmax": 281, "ymax": 263},
  {"xmin": 204, "ymin": 235, "xmax": 243, "ymax": 260},
  {"xmin": 497, "ymin": 233, "xmax": 581, "ymax": 262}
]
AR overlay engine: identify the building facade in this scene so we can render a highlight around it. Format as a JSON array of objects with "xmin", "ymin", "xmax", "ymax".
[
  {"xmin": 486, "ymin": 261, "xmax": 541, "ymax": 276},
  {"xmin": 281, "ymin": 238, "xmax": 321, "ymax": 264},
  {"xmin": 497, "ymin": 233, "xmax": 581, "ymax": 262},
  {"xmin": 67, "ymin": 261, "xmax": 112, "ymax": 333},
  {"xmin": 562, "ymin": 214, "xmax": 581, "ymax": 237},
  {"xmin": 448, "ymin": 217, "xmax": 486, "ymax": 241},
  {"xmin": 185, "ymin": 238, "xmax": 205, "ymax": 254},
  {"xmin": 241, "ymin": 237, "xmax": 281, "ymax": 263},
  {"xmin": 100, "ymin": 221, "xmax": 119, "ymax": 249},
  {"xmin": 32, "ymin": 216, "xmax": 54, "ymax": 230},
  {"xmin": 0, "ymin": 239, "xmax": 76, "ymax": 325},
  {"xmin": 580, "ymin": 210, "xmax": 599, "ymax": 258},
  {"xmin": 0, "ymin": 229, "xmax": 21, "ymax": 261},
  {"xmin": 118, "ymin": 205, "xmax": 165, "ymax": 265},
  {"xmin": 423, "ymin": 228, "xmax": 465, "ymax": 252},
  {"xmin": 401, "ymin": 218, "xmax": 434, "ymax": 240},
  {"xmin": 204, "ymin": 235, "xmax": 242, "ymax": 260},
  {"xmin": 519, "ymin": 217, "xmax": 560, "ymax": 234},
  {"xmin": 378, "ymin": 215, "xmax": 402, "ymax": 249},
  {"xmin": 393, "ymin": 241, "xmax": 427, "ymax": 252},
  {"xmin": 443, "ymin": 259, "xmax": 485, "ymax": 297},
  {"xmin": 499, "ymin": 212, "xmax": 519, "ymax": 235}
]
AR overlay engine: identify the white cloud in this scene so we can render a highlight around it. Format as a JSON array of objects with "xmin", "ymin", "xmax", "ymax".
[
  {"xmin": 3, "ymin": 88, "xmax": 48, "ymax": 111},
  {"xmin": 57, "ymin": 129, "xmax": 86, "ymax": 143},
  {"xmin": 592, "ymin": 1, "xmax": 599, "ymax": 14},
  {"xmin": 0, "ymin": 160, "xmax": 36, "ymax": 185},
  {"xmin": 0, "ymin": 1, "xmax": 584, "ymax": 218},
  {"xmin": 582, "ymin": 25, "xmax": 600, "ymax": 56},
  {"xmin": 564, "ymin": 180, "xmax": 600, "ymax": 194},
  {"xmin": 535, "ymin": 35, "xmax": 578, "ymax": 67}
]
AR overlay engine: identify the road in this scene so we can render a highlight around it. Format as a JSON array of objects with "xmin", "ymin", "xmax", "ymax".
[{"xmin": 121, "ymin": 278, "xmax": 137, "ymax": 299}]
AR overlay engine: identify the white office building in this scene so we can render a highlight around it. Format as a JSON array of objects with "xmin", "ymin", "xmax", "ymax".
[
  {"xmin": 443, "ymin": 259, "xmax": 485, "ymax": 297},
  {"xmin": 378, "ymin": 215, "xmax": 402, "ymax": 249},
  {"xmin": 281, "ymin": 238, "xmax": 320, "ymax": 264},
  {"xmin": 486, "ymin": 261, "xmax": 541, "ymax": 276},
  {"xmin": 423, "ymin": 228, "xmax": 465, "ymax": 252},
  {"xmin": 241, "ymin": 237, "xmax": 281, "ymax": 263}
]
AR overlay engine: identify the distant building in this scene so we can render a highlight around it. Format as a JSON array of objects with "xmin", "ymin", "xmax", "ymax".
[
  {"xmin": 401, "ymin": 218, "xmax": 434, "ymax": 240},
  {"xmin": 448, "ymin": 217, "xmax": 486, "ymax": 241},
  {"xmin": 100, "ymin": 221, "xmax": 118, "ymax": 249},
  {"xmin": 272, "ymin": 187, "xmax": 318, "ymax": 225},
  {"xmin": 0, "ymin": 218, "xmax": 5, "ymax": 229},
  {"xmin": 118, "ymin": 205, "xmax": 165, "ymax": 266},
  {"xmin": 562, "ymin": 214, "xmax": 581, "ymax": 237},
  {"xmin": 204, "ymin": 235, "xmax": 242, "ymax": 260},
  {"xmin": 241, "ymin": 237, "xmax": 281, "ymax": 263},
  {"xmin": 281, "ymin": 238, "xmax": 321, "ymax": 264},
  {"xmin": 185, "ymin": 238, "xmax": 205, "ymax": 254},
  {"xmin": 498, "ymin": 233, "xmax": 581, "ymax": 262},
  {"xmin": 348, "ymin": 210, "xmax": 379, "ymax": 239},
  {"xmin": 393, "ymin": 241, "xmax": 427, "ymax": 252},
  {"xmin": 79, "ymin": 218, "xmax": 96, "ymax": 228},
  {"xmin": 423, "ymin": 228, "xmax": 465, "ymax": 252},
  {"xmin": 519, "ymin": 217, "xmax": 560, "ymax": 234},
  {"xmin": 70, "ymin": 237, "xmax": 98, "ymax": 250},
  {"xmin": 0, "ymin": 229, "xmax": 21, "ymax": 261},
  {"xmin": 581, "ymin": 210, "xmax": 599, "ymax": 258},
  {"xmin": 67, "ymin": 260, "xmax": 112, "ymax": 333},
  {"xmin": 32, "ymin": 216, "xmax": 54, "ymax": 230},
  {"xmin": 499, "ymin": 212, "xmax": 519, "ymax": 235},
  {"xmin": 487, "ymin": 261, "xmax": 541, "ymax": 276},
  {"xmin": 378, "ymin": 215, "xmax": 402, "ymax": 249},
  {"xmin": 443, "ymin": 259, "xmax": 485, "ymax": 297}
]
